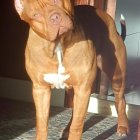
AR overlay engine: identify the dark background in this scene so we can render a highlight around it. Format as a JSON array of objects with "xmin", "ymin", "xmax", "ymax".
[{"xmin": 0, "ymin": 0, "xmax": 29, "ymax": 80}]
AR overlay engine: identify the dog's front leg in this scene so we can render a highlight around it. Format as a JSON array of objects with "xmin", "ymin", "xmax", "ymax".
[
  {"xmin": 32, "ymin": 85, "xmax": 51, "ymax": 140},
  {"xmin": 68, "ymin": 86, "xmax": 91, "ymax": 140}
]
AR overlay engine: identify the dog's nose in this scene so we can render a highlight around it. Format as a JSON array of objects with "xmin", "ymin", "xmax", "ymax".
[{"xmin": 50, "ymin": 13, "xmax": 61, "ymax": 25}]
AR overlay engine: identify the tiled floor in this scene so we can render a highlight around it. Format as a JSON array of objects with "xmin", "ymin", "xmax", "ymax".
[{"xmin": 0, "ymin": 98, "xmax": 139, "ymax": 140}]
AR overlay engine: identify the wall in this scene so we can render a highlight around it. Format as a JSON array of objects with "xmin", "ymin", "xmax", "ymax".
[
  {"xmin": 116, "ymin": 0, "xmax": 140, "ymax": 89},
  {"xmin": 0, "ymin": 0, "xmax": 29, "ymax": 80},
  {"xmin": 0, "ymin": 77, "xmax": 65, "ymax": 106}
]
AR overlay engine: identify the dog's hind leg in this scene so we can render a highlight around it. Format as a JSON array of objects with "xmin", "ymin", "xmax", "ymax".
[
  {"xmin": 98, "ymin": 52, "xmax": 129, "ymax": 136},
  {"xmin": 97, "ymin": 34, "xmax": 129, "ymax": 136},
  {"xmin": 111, "ymin": 64, "xmax": 129, "ymax": 136},
  {"xmin": 111, "ymin": 38, "xmax": 129, "ymax": 136}
]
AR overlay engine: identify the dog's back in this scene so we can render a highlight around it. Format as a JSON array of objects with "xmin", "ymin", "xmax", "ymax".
[{"xmin": 74, "ymin": 5, "xmax": 119, "ymax": 52}]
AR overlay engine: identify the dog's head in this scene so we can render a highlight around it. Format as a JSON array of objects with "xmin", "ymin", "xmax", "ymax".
[{"xmin": 14, "ymin": 0, "xmax": 74, "ymax": 41}]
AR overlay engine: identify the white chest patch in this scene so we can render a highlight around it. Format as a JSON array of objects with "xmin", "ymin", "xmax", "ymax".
[
  {"xmin": 44, "ymin": 73, "xmax": 70, "ymax": 89},
  {"xmin": 43, "ymin": 43, "xmax": 70, "ymax": 89}
]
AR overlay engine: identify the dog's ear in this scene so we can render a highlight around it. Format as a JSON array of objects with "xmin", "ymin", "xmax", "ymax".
[
  {"xmin": 63, "ymin": 0, "xmax": 74, "ymax": 16},
  {"xmin": 14, "ymin": 0, "xmax": 24, "ymax": 18}
]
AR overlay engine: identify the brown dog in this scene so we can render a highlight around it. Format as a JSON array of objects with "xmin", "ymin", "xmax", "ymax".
[{"xmin": 14, "ymin": 0, "xmax": 129, "ymax": 139}]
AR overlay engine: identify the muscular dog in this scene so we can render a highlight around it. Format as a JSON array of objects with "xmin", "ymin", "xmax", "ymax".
[{"xmin": 14, "ymin": 0, "xmax": 129, "ymax": 139}]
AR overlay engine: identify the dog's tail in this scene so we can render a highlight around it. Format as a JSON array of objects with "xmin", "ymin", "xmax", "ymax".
[{"xmin": 120, "ymin": 14, "xmax": 126, "ymax": 41}]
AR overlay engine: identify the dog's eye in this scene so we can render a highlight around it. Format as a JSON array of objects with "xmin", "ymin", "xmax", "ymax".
[{"xmin": 33, "ymin": 13, "xmax": 41, "ymax": 18}]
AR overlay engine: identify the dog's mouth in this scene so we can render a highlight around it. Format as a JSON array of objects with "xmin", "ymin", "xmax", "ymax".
[
  {"xmin": 58, "ymin": 21, "xmax": 73, "ymax": 37},
  {"xmin": 59, "ymin": 26, "xmax": 68, "ymax": 35},
  {"xmin": 50, "ymin": 25, "xmax": 72, "ymax": 41}
]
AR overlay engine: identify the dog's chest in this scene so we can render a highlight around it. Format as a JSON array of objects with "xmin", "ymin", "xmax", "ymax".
[{"xmin": 42, "ymin": 44, "xmax": 71, "ymax": 89}]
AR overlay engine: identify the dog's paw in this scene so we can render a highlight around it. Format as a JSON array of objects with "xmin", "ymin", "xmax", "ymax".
[{"xmin": 117, "ymin": 126, "xmax": 129, "ymax": 137}]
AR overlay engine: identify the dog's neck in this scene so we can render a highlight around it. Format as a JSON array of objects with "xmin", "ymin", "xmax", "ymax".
[{"xmin": 60, "ymin": 24, "xmax": 85, "ymax": 48}]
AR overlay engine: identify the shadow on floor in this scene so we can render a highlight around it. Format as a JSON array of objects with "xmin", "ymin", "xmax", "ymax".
[
  {"xmin": 0, "ymin": 98, "xmax": 138, "ymax": 140},
  {"xmin": 0, "ymin": 98, "xmax": 65, "ymax": 140}
]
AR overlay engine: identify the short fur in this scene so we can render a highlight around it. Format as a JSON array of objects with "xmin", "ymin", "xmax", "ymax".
[{"xmin": 14, "ymin": 0, "xmax": 129, "ymax": 139}]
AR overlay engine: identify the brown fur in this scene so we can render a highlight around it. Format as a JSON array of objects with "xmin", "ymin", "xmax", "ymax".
[{"xmin": 15, "ymin": 0, "xmax": 129, "ymax": 139}]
